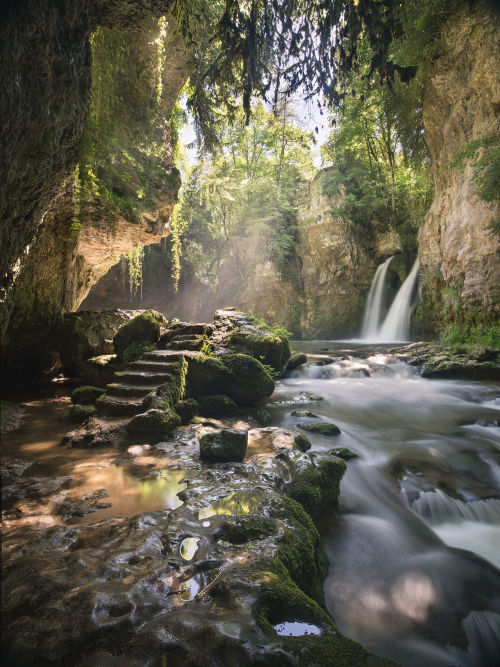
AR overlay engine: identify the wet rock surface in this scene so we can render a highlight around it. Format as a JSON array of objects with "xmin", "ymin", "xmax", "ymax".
[
  {"xmin": 391, "ymin": 342, "xmax": 500, "ymax": 380},
  {"xmin": 1, "ymin": 410, "xmax": 392, "ymax": 666}
]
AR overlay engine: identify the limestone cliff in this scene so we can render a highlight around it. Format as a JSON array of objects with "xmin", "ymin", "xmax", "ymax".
[
  {"xmin": 0, "ymin": 3, "xmax": 191, "ymax": 379},
  {"xmin": 240, "ymin": 169, "xmax": 402, "ymax": 338},
  {"xmin": 419, "ymin": 5, "xmax": 500, "ymax": 331}
]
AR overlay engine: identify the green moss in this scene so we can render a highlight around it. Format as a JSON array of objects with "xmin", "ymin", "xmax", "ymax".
[
  {"xmin": 286, "ymin": 458, "xmax": 346, "ymax": 521},
  {"xmin": 296, "ymin": 422, "xmax": 341, "ymax": 436},
  {"xmin": 175, "ymin": 398, "xmax": 199, "ymax": 423},
  {"xmin": 122, "ymin": 342, "xmax": 155, "ymax": 365},
  {"xmin": 126, "ymin": 408, "xmax": 181, "ymax": 437},
  {"xmin": 328, "ymin": 447, "xmax": 358, "ymax": 460},
  {"xmin": 291, "ymin": 409, "xmax": 318, "ymax": 417},
  {"xmin": 229, "ymin": 330, "xmax": 291, "ymax": 373},
  {"xmin": 69, "ymin": 404, "xmax": 97, "ymax": 421},
  {"xmin": 187, "ymin": 353, "xmax": 275, "ymax": 405},
  {"xmin": 113, "ymin": 310, "xmax": 165, "ymax": 358},
  {"xmin": 143, "ymin": 357, "xmax": 188, "ymax": 412},
  {"xmin": 198, "ymin": 394, "xmax": 238, "ymax": 416},
  {"xmin": 441, "ymin": 323, "xmax": 500, "ymax": 348},
  {"xmin": 214, "ymin": 515, "xmax": 276, "ymax": 544},
  {"xmin": 70, "ymin": 385, "xmax": 106, "ymax": 405},
  {"xmin": 293, "ymin": 431, "xmax": 312, "ymax": 452},
  {"xmin": 220, "ymin": 354, "xmax": 275, "ymax": 404}
]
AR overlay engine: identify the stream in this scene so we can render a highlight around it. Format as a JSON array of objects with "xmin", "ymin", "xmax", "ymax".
[
  {"xmin": 269, "ymin": 341, "xmax": 500, "ymax": 666},
  {"xmin": 2, "ymin": 344, "xmax": 500, "ymax": 666}
]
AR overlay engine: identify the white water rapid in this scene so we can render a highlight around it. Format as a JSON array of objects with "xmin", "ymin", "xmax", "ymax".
[
  {"xmin": 270, "ymin": 342, "xmax": 500, "ymax": 666},
  {"xmin": 361, "ymin": 255, "xmax": 394, "ymax": 338}
]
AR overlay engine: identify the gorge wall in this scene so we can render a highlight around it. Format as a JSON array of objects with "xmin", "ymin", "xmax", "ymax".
[
  {"xmin": 0, "ymin": 1, "xmax": 191, "ymax": 379},
  {"xmin": 84, "ymin": 168, "xmax": 407, "ymax": 339},
  {"xmin": 419, "ymin": 4, "xmax": 500, "ymax": 332}
]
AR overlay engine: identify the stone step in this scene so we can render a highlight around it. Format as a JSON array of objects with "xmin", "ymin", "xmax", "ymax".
[
  {"xmin": 114, "ymin": 370, "xmax": 175, "ymax": 385},
  {"xmin": 168, "ymin": 338, "xmax": 204, "ymax": 351},
  {"xmin": 171, "ymin": 333, "xmax": 203, "ymax": 342},
  {"xmin": 97, "ymin": 394, "xmax": 146, "ymax": 417},
  {"xmin": 106, "ymin": 383, "xmax": 156, "ymax": 398},
  {"xmin": 127, "ymin": 359, "xmax": 178, "ymax": 373},
  {"xmin": 142, "ymin": 350, "xmax": 186, "ymax": 362}
]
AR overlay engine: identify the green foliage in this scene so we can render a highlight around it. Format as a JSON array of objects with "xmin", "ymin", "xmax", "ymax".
[
  {"xmin": 174, "ymin": 103, "xmax": 313, "ymax": 296},
  {"xmin": 442, "ymin": 323, "xmax": 500, "ymax": 349},
  {"xmin": 446, "ymin": 136, "xmax": 500, "ymax": 204}
]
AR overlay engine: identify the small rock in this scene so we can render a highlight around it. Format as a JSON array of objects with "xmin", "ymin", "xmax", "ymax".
[
  {"xmin": 329, "ymin": 447, "xmax": 358, "ymax": 460},
  {"xmin": 285, "ymin": 353, "xmax": 307, "ymax": 373},
  {"xmin": 199, "ymin": 428, "xmax": 248, "ymax": 462},
  {"xmin": 291, "ymin": 409, "xmax": 318, "ymax": 418},
  {"xmin": 296, "ymin": 422, "xmax": 341, "ymax": 436}
]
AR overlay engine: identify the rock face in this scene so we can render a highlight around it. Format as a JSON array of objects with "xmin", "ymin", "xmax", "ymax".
[
  {"xmin": 418, "ymin": 5, "xmax": 500, "ymax": 331},
  {"xmin": 0, "ymin": 2, "xmax": 191, "ymax": 382}
]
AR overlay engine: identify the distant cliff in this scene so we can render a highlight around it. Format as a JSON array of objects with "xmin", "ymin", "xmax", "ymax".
[{"xmin": 419, "ymin": 4, "xmax": 500, "ymax": 333}]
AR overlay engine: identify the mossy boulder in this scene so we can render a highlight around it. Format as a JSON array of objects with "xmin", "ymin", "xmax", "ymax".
[
  {"xmin": 199, "ymin": 428, "xmax": 248, "ymax": 462},
  {"xmin": 285, "ymin": 352, "xmax": 308, "ymax": 373},
  {"xmin": 57, "ymin": 310, "xmax": 131, "ymax": 375},
  {"xmin": 221, "ymin": 354, "xmax": 275, "ymax": 404},
  {"xmin": 71, "ymin": 385, "xmax": 105, "ymax": 405},
  {"xmin": 229, "ymin": 331, "xmax": 291, "ymax": 374},
  {"xmin": 175, "ymin": 398, "xmax": 199, "ymax": 423},
  {"xmin": 69, "ymin": 404, "xmax": 97, "ymax": 421},
  {"xmin": 122, "ymin": 342, "xmax": 155, "ymax": 365},
  {"xmin": 113, "ymin": 310, "xmax": 166, "ymax": 359},
  {"xmin": 293, "ymin": 431, "xmax": 312, "ymax": 452},
  {"xmin": 198, "ymin": 394, "xmax": 238, "ymax": 417},
  {"xmin": 286, "ymin": 458, "xmax": 346, "ymax": 520},
  {"xmin": 81, "ymin": 354, "xmax": 120, "ymax": 387},
  {"xmin": 329, "ymin": 447, "xmax": 358, "ymax": 460},
  {"xmin": 291, "ymin": 409, "xmax": 318, "ymax": 418},
  {"xmin": 126, "ymin": 408, "xmax": 181, "ymax": 439},
  {"xmin": 187, "ymin": 353, "xmax": 274, "ymax": 405},
  {"xmin": 296, "ymin": 422, "xmax": 341, "ymax": 436}
]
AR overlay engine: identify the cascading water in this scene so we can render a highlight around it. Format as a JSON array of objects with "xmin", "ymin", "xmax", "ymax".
[
  {"xmin": 361, "ymin": 255, "xmax": 394, "ymax": 338},
  {"xmin": 377, "ymin": 257, "xmax": 420, "ymax": 342}
]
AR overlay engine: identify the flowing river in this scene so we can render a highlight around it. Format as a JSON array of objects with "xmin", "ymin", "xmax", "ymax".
[
  {"xmin": 269, "ymin": 341, "xmax": 500, "ymax": 667},
  {"xmin": 3, "ymin": 343, "xmax": 500, "ymax": 666}
]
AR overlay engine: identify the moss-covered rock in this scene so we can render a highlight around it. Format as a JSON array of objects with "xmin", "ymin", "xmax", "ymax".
[
  {"xmin": 187, "ymin": 353, "xmax": 274, "ymax": 405},
  {"xmin": 221, "ymin": 354, "xmax": 275, "ymax": 404},
  {"xmin": 175, "ymin": 398, "xmax": 199, "ymax": 423},
  {"xmin": 329, "ymin": 447, "xmax": 358, "ymax": 460},
  {"xmin": 214, "ymin": 515, "xmax": 276, "ymax": 544},
  {"xmin": 68, "ymin": 404, "xmax": 97, "ymax": 421},
  {"xmin": 229, "ymin": 331, "xmax": 291, "ymax": 374},
  {"xmin": 285, "ymin": 352, "xmax": 308, "ymax": 373},
  {"xmin": 296, "ymin": 422, "xmax": 340, "ymax": 436},
  {"xmin": 142, "ymin": 358, "xmax": 188, "ymax": 413},
  {"xmin": 81, "ymin": 354, "xmax": 120, "ymax": 387},
  {"xmin": 286, "ymin": 458, "xmax": 346, "ymax": 521},
  {"xmin": 57, "ymin": 310, "xmax": 130, "ymax": 375},
  {"xmin": 199, "ymin": 428, "xmax": 248, "ymax": 462},
  {"xmin": 293, "ymin": 431, "xmax": 312, "ymax": 452},
  {"xmin": 70, "ymin": 385, "xmax": 105, "ymax": 405},
  {"xmin": 198, "ymin": 394, "xmax": 238, "ymax": 417},
  {"xmin": 113, "ymin": 310, "xmax": 166, "ymax": 359},
  {"xmin": 122, "ymin": 341, "xmax": 155, "ymax": 365},
  {"xmin": 291, "ymin": 409, "xmax": 318, "ymax": 418},
  {"xmin": 126, "ymin": 408, "xmax": 181, "ymax": 438}
]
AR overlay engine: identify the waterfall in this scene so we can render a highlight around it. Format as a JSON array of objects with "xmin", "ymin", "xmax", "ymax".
[
  {"xmin": 377, "ymin": 258, "xmax": 420, "ymax": 342},
  {"xmin": 361, "ymin": 256, "xmax": 394, "ymax": 338}
]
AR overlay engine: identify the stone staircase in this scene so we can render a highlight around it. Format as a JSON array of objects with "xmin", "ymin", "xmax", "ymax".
[{"xmin": 97, "ymin": 350, "xmax": 189, "ymax": 419}]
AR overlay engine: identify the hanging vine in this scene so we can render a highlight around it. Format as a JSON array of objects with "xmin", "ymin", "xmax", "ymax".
[{"xmin": 126, "ymin": 245, "xmax": 144, "ymax": 300}]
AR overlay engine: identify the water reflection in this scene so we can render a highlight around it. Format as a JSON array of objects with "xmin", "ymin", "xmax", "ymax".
[{"xmin": 199, "ymin": 489, "xmax": 264, "ymax": 520}]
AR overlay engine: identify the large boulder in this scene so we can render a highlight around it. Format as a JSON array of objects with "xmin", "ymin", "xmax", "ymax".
[
  {"xmin": 57, "ymin": 310, "xmax": 132, "ymax": 374},
  {"xmin": 113, "ymin": 310, "xmax": 167, "ymax": 359},
  {"xmin": 199, "ymin": 428, "xmax": 248, "ymax": 462},
  {"xmin": 81, "ymin": 354, "xmax": 120, "ymax": 387},
  {"xmin": 187, "ymin": 353, "xmax": 275, "ymax": 405},
  {"xmin": 126, "ymin": 408, "xmax": 181, "ymax": 439}
]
